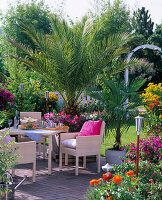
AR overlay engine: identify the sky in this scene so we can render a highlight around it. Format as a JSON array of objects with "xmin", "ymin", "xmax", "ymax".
[{"xmin": 0, "ymin": 0, "xmax": 162, "ymax": 25}]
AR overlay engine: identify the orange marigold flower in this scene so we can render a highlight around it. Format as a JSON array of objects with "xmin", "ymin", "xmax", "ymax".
[
  {"xmin": 107, "ymin": 196, "xmax": 113, "ymax": 199},
  {"xmin": 90, "ymin": 178, "xmax": 101, "ymax": 186},
  {"xmin": 126, "ymin": 170, "xmax": 134, "ymax": 177},
  {"xmin": 103, "ymin": 172, "xmax": 112, "ymax": 181},
  {"xmin": 128, "ymin": 187, "xmax": 132, "ymax": 191},
  {"xmin": 90, "ymin": 179, "xmax": 97, "ymax": 186},
  {"xmin": 112, "ymin": 175, "xmax": 122, "ymax": 183}
]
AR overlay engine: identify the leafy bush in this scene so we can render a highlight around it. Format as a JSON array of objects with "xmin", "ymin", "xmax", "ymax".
[
  {"xmin": 85, "ymin": 161, "xmax": 161, "ymax": 200},
  {"xmin": 0, "ymin": 129, "xmax": 19, "ymax": 196}
]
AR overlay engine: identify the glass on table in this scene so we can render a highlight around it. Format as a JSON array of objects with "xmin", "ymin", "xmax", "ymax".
[{"xmin": 8, "ymin": 119, "xmax": 13, "ymax": 129}]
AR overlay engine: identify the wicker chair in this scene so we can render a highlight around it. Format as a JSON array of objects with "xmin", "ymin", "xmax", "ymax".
[
  {"xmin": 0, "ymin": 134, "xmax": 36, "ymax": 182},
  {"xmin": 19, "ymin": 112, "xmax": 46, "ymax": 159},
  {"xmin": 12, "ymin": 141, "xmax": 36, "ymax": 182},
  {"xmin": 59, "ymin": 121, "xmax": 105, "ymax": 175}
]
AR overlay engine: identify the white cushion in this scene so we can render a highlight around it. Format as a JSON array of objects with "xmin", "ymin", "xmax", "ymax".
[{"xmin": 61, "ymin": 139, "xmax": 76, "ymax": 149}]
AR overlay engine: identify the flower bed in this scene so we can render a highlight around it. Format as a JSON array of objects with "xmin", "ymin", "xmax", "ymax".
[{"xmin": 85, "ymin": 161, "xmax": 161, "ymax": 200}]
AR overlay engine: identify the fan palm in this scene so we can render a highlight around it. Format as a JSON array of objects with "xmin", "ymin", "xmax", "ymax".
[
  {"xmin": 7, "ymin": 16, "xmax": 137, "ymax": 115},
  {"xmin": 86, "ymin": 78, "xmax": 146, "ymax": 150}
]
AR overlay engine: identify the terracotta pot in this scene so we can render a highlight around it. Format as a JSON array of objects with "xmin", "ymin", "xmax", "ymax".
[{"xmin": 105, "ymin": 149, "xmax": 126, "ymax": 165}]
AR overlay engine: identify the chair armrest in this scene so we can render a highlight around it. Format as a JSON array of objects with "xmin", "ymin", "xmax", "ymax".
[
  {"xmin": 60, "ymin": 132, "xmax": 79, "ymax": 141},
  {"xmin": 13, "ymin": 141, "xmax": 36, "ymax": 163},
  {"xmin": 76, "ymin": 135, "xmax": 102, "ymax": 150}
]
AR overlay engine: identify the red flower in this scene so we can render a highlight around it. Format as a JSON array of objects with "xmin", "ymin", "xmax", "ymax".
[
  {"xmin": 103, "ymin": 172, "xmax": 112, "ymax": 181},
  {"xmin": 126, "ymin": 170, "xmax": 134, "ymax": 177},
  {"xmin": 149, "ymin": 103, "xmax": 154, "ymax": 110}
]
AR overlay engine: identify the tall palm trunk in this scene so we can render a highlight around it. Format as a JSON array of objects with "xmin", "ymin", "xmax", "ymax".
[
  {"xmin": 63, "ymin": 100, "xmax": 80, "ymax": 115},
  {"xmin": 114, "ymin": 118, "xmax": 121, "ymax": 150}
]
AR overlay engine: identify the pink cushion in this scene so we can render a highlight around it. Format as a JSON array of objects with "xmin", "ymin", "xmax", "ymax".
[{"xmin": 77, "ymin": 120, "xmax": 102, "ymax": 137}]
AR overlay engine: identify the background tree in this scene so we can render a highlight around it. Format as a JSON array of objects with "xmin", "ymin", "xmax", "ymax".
[
  {"xmin": 133, "ymin": 7, "xmax": 154, "ymax": 40},
  {"xmin": 93, "ymin": 0, "xmax": 132, "ymax": 41},
  {"xmin": 2, "ymin": 0, "xmax": 52, "ymax": 53},
  {"xmin": 7, "ymin": 16, "xmax": 137, "ymax": 115},
  {"xmin": 131, "ymin": 7, "xmax": 161, "ymax": 84}
]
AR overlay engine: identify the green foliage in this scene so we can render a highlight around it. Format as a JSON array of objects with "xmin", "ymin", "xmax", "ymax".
[
  {"xmin": 7, "ymin": 15, "xmax": 133, "ymax": 115},
  {"xmin": 133, "ymin": 7, "xmax": 154, "ymax": 39},
  {"xmin": 0, "ymin": 129, "xmax": 19, "ymax": 195},
  {"xmin": 87, "ymin": 77, "xmax": 145, "ymax": 150},
  {"xmin": 98, "ymin": 0, "xmax": 132, "ymax": 39},
  {"xmin": 2, "ymin": 0, "xmax": 51, "ymax": 53}
]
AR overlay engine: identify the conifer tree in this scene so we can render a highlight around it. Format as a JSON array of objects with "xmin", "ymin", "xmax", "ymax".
[{"xmin": 133, "ymin": 7, "xmax": 154, "ymax": 39}]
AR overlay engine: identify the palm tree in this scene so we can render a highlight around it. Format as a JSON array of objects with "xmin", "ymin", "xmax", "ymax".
[
  {"xmin": 7, "ymin": 15, "xmax": 136, "ymax": 115},
  {"xmin": 87, "ymin": 78, "xmax": 146, "ymax": 150}
]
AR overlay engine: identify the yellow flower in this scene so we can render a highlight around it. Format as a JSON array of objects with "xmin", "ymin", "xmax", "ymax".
[
  {"xmin": 26, "ymin": 82, "xmax": 28, "ymax": 84},
  {"xmin": 29, "ymin": 86, "xmax": 32, "ymax": 88},
  {"xmin": 110, "ymin": 75, "xmax": 113, "ymax": 78},
  {"xmin": 37, "ymin": 88, "xmax": 39, "ymax": 90},
  {"xmin": 44, "ymin": 88, "xmax": 47, "ymax": 90},
  {"xmin": 31, "ymin": 81, "xmax": 35, "ymax": 84},
  {"xmin": 48, "ymin": 105, "xmax": 51, "ymax": 107},
  {"xmin": 36, "ymin": 80, "xmax": 39, "ymax": 83},
  {"xmin": 22, "ymin": 80, "xmax": 25, "ymax": 82},
  {"xmin": 33, "ymin": 92, "xmax": 35, "ymax": 94},
  {"xmin": 37, "ymin": 85, "xmax": 40, "ymax": 87},
  {"xmin": 159, "ymin": 115, "xmax": 162, "ymax": 118}
]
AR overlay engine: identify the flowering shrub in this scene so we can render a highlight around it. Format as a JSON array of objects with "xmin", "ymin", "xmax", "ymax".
[
  {"xmin": 140, "ymin": 82, "xmax": 162, "ymax": 130},
  {"xmin": 85, "ymin": 161, "xmax": 161, "ymax": 200},
  {"xmin": 140, "ymin": 82, "xmax": 161, "ymax": 102},
  {"xmin": 41, "ymin": 92, "xmax": 58, "ymax": 113},
  {"xmin": 79, "ymin": 100, "xmax": 104, "ymax": 114},
  {"xmin": 124, "ymin": 136, "xmax": 162, "ymax": 164},
  {"xmin": 146, "ymin": 124, "xmax": 162, "ymax": 137},
  {"xmin": 0, "ymin": 86, "xmax": 14, "ymax": 111},
  {"xmin": 44, "ymin": 111, "xmax": 87, "ymax": 132}
]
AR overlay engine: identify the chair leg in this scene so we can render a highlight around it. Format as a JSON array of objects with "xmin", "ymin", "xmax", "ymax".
[
  {"xmin": 38, "ymin": 141, "xmax": 41, "ymax": 156},
  {"xmin": 83, "ymin": 156, "xmax": 86, "ymax": 168},
  {"xmin": 59, "ymin": 149, "xmax": 62, "ymax": 170},
  {"xmin": 33, "ymin": 161, "xmax": 36, "ymax": 182},
  {"xmin": 97, "ymin": 154, "xmax": 100, "ymax": 173},
  {"xmin": 75, "ymin": 156, "xmax": 79, "ymax": 176},
  {"xmin": 43, "ymin": 138, "xmax": 46, "ymax": 159},
  {"xmin": 65, "ymin": 153, "xmax": 68, "ymax": 166},
  {"xmin": 12, "ymin": 168, "xmax": 15, "ymax": 177}
]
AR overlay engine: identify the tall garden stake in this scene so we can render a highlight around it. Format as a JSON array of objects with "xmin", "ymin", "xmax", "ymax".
[
  {"xmin": 20, "ymin": 83, "xmax": 23, "ymax": 111},
  {"xmin": 135, "ymin": 115, "xmax": 144, "ymax": 177},
  {"xmin": 45, "ymin": 91, "xmax": 49, "ymax": 113}
]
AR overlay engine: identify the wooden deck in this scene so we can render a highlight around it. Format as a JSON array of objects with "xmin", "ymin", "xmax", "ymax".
[{"xmin": 12, "ymin": 147, "xmax": 106, "ymax": 200}]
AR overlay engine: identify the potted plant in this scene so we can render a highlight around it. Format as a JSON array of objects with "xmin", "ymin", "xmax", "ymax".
[
  {"xmin": 0, "ymin": 122, "xmax": 19, "ymax": 199},
  {"xmin": 87, "ymin": 77, "xmax": 145, "ymax": 165}
]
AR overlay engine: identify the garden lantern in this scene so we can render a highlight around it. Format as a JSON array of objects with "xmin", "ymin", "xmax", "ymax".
[
  {"xmin": 45, "ymin": 91, "xmax": 49, "ymax": 113},
  {"xmin": 20, "ymin": 83, "xmax": 24, "ymax": 111},
  {"xmin": 135, "ymin": 115, "xmax": 144, "ymax": 177},
  {"xmin": 102, "ymin": 163, "xmax": 114, "ymax": 177}
]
